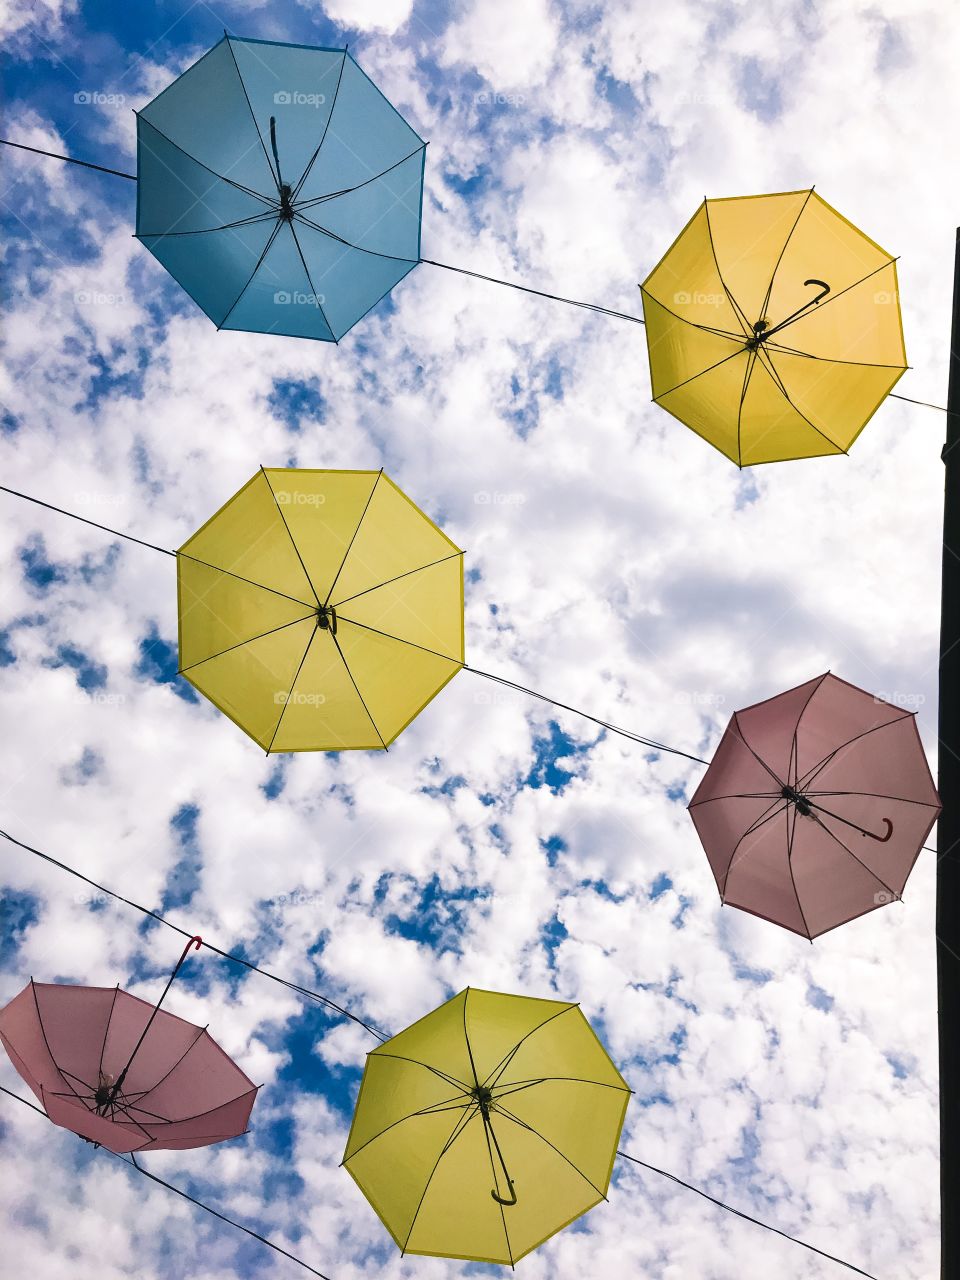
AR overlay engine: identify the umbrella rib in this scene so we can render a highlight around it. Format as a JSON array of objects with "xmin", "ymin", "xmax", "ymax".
[
  {"xmin": 123, "ymin": 1086, "xmax": 258, "ymax": 1129},
  {"xmin": 217, "ymin": 218, "xmax": 284, "ymax": 330},
  {"xmin": 758, "ymin": 347, "xmax": 846, "ymax": 452},
  {"xmin": 343, "ymin": 1095, "xmax": 473, "ymax": 1163},
  {"xmin": 479, "ymin": 1108, "xmax": 515, "ymax": 1265},
  {"xmin": 761, "ymin": 339, "xmax": 907, "ymax": 370},
  {"xmin": 323, "ymin": 470, "xmax": 382, "ymax": 607},
  {"xmin": 295, "ymin": 142, "xmax": 426, "ymax": 212},
  {"xmin": 371, "ymin": 1051, "xmax": 472, "ymax": 1092},
  {"xmin": 29, "ymin": 980, "xmax": 84, "ymax": 1103},
  {"xmin": 177, "ymin": 551, "xmax": 317, "ymax": 610},
  {"xmin": 702, "ymin": 200, "xmax": 751, "ymax": 337},
  {"xmin": 787, "ymin": 674, "xmax": 830, "ymax": 790},
  {"xmin": 266, "ymin": 623, "xmax": 319, "ymax": 753},
  {"xmin": 136, "ymin": 116, "xmax": 277, "ymax": 206},
  {"xmin": 719, "ymin": 799, "xmax": 790, "ymax": 898},
  {"xmin": 330, "ymin": 630, "xmax": 388, "ymax": 749},
  {"xmin": 729, "ymin": 714, "xmax": 787, "ymax": 790},
  {"xmin": 462, "ymin": 988, "xmax": 481, "ymax": 1088},
  {"xmin": 491, "ymin": 1075, "xmax": 630, "ymax": 1096},
  {"xmin": 401, "ymin": 1107, "xmax": 479, "ymax": 1252},
  {"xmin": 651, "ymin": 346, "xmax": 748, "ymax": 404},
  {"xmin": 482, "ymin": 1005, "xmax": 578, "ymax": 1090},
  {"xmin": 796, "ymin": 716, "xmax": 909, "ymax": 791},
  {"xmin": 259, "ymin": 467, "xmax": 323, "ymax": 607},
  {"xmin": 138, "ymin": 211, "xmax": 280, "ymax": 239},
  {"xmin": 688, "ymin": 791, "xmax": 783, "ymax": 809},
  {"xmin": 290, "ymin": 50, "xmax": 349, "ymax": 203},
  {"xmin": 331, "ymin": 551, "xmax": 463, "ymax": 610},
  {"xmin": 293, "ymin": 209, "xmax": 419, "ymax": 267},
  {"xmin": 178, "ymin": 613, "xmax": 316, "ymax": 676},
  {"xmin": 492, "ymin": 1100, "xmax": 607, "ymax": 1199},
  {"xmin": 287, "ymin": 217, "xmax": 337, "ymax": 337},
  {"xmin": 784, "ymin": 801, "xmax": 813, "ymax": 940},
  {"xmin": 735, "ymin": 347, "xmax": 758, "ymax": 467},
  {"xmin": 805, "ymin": 789, "xmax": 939, "ymax": 808},
  {"xmin": 638, "ymin": 287, "xmax": 747, "ymax": 342},
  {"xmin": 806, "ymin": 811, "xmax": 900, "ymax": 899},
  {"xmin": 128, "ymin": 1026, "xmax": 207, "ymax": 1108},
  {"xmin": 97, "ymin": 984, "xmax": 121, "ymax": 1082},
  {"xmin": 756, "ymin": 189, "xmax": 814, "ymax": 323},
  {"xmin": 760, "ymin": 258, "xmax": 896, "ymax": 339},
  {"xmin": 223, "ymin": 36, "xmax": 282, "ymax": 196}
]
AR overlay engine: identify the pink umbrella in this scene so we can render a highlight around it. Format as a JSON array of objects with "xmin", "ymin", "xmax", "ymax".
[
  {"xmin": 0, "ymin": 937, "xmax": 258, "ymax": 1153},
  {"xmin": 688, "ymin": 673, "xmax": 941, "ymax": 939}
]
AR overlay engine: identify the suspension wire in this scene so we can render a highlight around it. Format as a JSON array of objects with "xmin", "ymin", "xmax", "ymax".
[
  {"xmin": 464, "ymin": 665, "xmax": 709, "ymax": 765},
  {"xmin": 0, "ymin": 484, "xmax": 709, "ymax": 768},
  {"xmin": 0, "ymin": 138, "xmax": 136, "ymax": 181},
  {"xmin": 0, "ymin": 1085, "xmax": 333, "ymax": 1279},
  {"xmin": 617, "ymin": 1150, "xmax": 877, "ymax": 1279},
  {"xmin": 0, "ymin": 485, "xmax": 175, "ymax": 557},
  {"xmin": 420, "ymin": 257, "xmax": 645, "ymax": 325},
  {"xmin": 0, "ymin": 826, "xmax": 389, "ymax": 1042},
  {"xmin": 889, "ymin": 391, "xmax": 950, "ymax": 413}
]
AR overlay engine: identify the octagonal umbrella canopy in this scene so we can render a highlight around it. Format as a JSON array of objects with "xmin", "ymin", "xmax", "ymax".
[
  {"xmin": 0, "ymin": 942, "xmax": 258, "ymax": 1154},
  {"xmin": 178, "ymin": 468, "xmax": 464, "ymax": 752},
  {"xmin": 688, "ymin": 673, "xmax": 941, "ymax": 938},
  {"xmin": 640, "ymin": 189, "xmax": 907, "ymax": 466},
  {"xmin": 135, "ymin": 35, "xmax": 425, "ymax": 341},
  {"xmin": 343, "ymin": 987, "xmax": 631, "ymax": 1266}
]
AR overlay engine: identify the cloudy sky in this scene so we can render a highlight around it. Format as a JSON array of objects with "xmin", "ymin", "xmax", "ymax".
[{"xmin": 0, "ymin": 0, "xmax": 956, "ymax": 1276}]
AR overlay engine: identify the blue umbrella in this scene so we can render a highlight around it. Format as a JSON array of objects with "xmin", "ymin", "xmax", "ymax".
[{"xmin": 135, "ymin": 35, "xmax": 425, "ymax": 342}]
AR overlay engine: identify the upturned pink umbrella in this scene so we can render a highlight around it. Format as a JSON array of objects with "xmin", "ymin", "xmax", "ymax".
[
  {"xmin": 688, "ymin": 673, "xmax": 941, "ymax": 939},
  {"xmin": 0, "ymin": 937, "xmax": 258, "ymax": 1153}
]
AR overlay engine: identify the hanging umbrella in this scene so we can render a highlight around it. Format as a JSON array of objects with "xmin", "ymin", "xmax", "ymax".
[
  {"xmin": 178, "ymin": 467, "xmax": 464, "ymax": 752},
  {"xmin": 0, "ymin": 938, "xmax": 258, "ymax": 1153},
  {"xmin": 640, "ymin": 189, "xmax": 907, "ymax": 466},
  {"xmin": 688, "ymin": 673, "xmax": 941, "ymax": 938},
  {"xmin": 135, "ymin": 35, "xmax": 424, "ymax": 341},
  {"xmin": 343, "ymin": 987, "xmax": 631, "ymax": 1266}
]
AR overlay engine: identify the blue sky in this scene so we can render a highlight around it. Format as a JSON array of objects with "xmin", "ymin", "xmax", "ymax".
[{"xmin": 0, "ymin": 0, "xmax": 956, "ymax": 1276}]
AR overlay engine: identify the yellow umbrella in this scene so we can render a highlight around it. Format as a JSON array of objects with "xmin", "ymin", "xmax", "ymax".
[
  {"xmin": 177, "ymin": 468, "xmax": 464, "ymax": 751},
  {"xmin": 343, "ymin": 987, "xmax": 631, "ymax": 1265},
  {"xmin": 640, "ymin": 189, "xmax": 907, "ymax": 466}
]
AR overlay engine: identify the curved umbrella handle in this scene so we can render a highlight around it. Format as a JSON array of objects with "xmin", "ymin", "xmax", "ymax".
[
  {"xmin": 491, "ymin": 1180, "xmax": 518, "ymax": 1206},
  {"xmin": 803, "ymin": 278, "xmax": 831, "ymax": 304},
  {"xmin": 177, "ymin": 935, "xmax": 203, "ymax": 966},
  {"xmin": 865, "ymin": 818, "xmax": 893, "ymax": 843}
]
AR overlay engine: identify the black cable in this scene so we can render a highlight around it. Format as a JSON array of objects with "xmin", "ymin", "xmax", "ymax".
[
  {"xmin": 0, "ymin": 482, "xmax": 709, "ymax": 768},
  {"xmin": 0, "ymin": 1085, "xmax": 332, "ymax": 1279},
  {"xmin": 0, "ymin": 138, "xmax": 136, "ymax": 181},
  {"xmin": 420, "ymin": 257, "xmax": 645, "ymax": 325},
  {"xmin": 888, "ymin": 391, "xmax": 950, "ymax": 413},
  {"xmin": 0, "ymin": 485, "xmax": 175, "ymax": 557},
  {"xmin": 617, "ymin": 1150, "xmax": 878, "ymax": 1278},
  {"xmin": 464, "ymin": 665, "xmax": 709, "ymax": 765},
  {"xmin": 0, "ymin": 826, "xmax": 389, "ymax": 1042}
]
